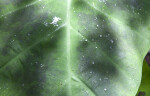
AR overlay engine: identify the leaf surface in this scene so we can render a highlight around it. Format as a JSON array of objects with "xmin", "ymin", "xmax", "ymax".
[{"xmin": 0, "ymin": 0, "xmax": 150, "ymax": 96}]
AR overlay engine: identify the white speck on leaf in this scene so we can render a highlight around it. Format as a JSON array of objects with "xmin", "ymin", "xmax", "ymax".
[
  {"xmin": 110, "ymin": 40, "xmax": 114, "ymax": 43},
  {"xmin": 104, "ymin": 88, "xmax": 107, "ymax": 91},
  {"xmin": 50, "ymin": 16, "xmax": 61, "ymax": 26},
  {"xmin": 92, "ymin": 61, "xmax": 95, "ymax": 64}
]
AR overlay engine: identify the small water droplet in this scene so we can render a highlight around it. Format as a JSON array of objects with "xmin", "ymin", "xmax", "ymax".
[
  {"xmin": 96, "ymin": 46, "xmax": 97, "ymax": 48},
  {"xmin": 94, "ymin": 17, "xmax": 97, "ymax": 20},
  {"xmin": 92, "ymin": 61, "xmax": 95, "ymax": 64},
  {"xmin": 22, "ymin": 83, "xmax": 24, "ymax": 87},
  {"xmin": 28, "ymin": 33, "xmax": 31, "ymax": 36},
  {"xmin": 110, "ymin": 40, "xmax": 114, "ymax": 43},
  {"xmin": 104, "ymin": 88, "xmax": 107, "ymax": 91},
  {"xmin": 100, "ymin": 35, "xmax": 102, "ymax": 37},
  {"xmin": 50, "ymin": 16, "xmax": 61, "ymax": 26},
  {"xmin": 40, "ymin": 64, "xmax": 44, "ymax": 67},
  {"xmin": 11, "ymin": 40, "xmax": 14, "ymax": 42}
]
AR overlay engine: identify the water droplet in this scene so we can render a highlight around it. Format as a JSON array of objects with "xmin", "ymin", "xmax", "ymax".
[
  {"xmin": 96, "ymin": 46, "xmax": 97, "ymax": 48},
  {"xmin": 100, "ymin": 35, "xmax": 102, "ymax": 37},
  {"xmin": 110, "ymin": 40, "xmax": 114, "ymax": 43},
  {"xmin": 85, "ymin": 39, "xmax": 87, "ymax": 41},
  {"xmin": 28, "ymin": 33, "xmax": 31, "ymax": 36},
  {"xmin": 97, "ymin": 25, "xmax": 99, "ymax": 27},
  {"xmin": 44, "ymin": 22, "xmax": 48, "ymax": 26},
  {"xmin": 43, "ymin": 6, "xmax": 45, "ymax": 8},
  {"xmin": 50, "ymin": 16, "xmax": 61, "ymax": 26},
  {"xmin": 94, "ymin": 17, "xmax": 97, "ymax": 20},
  {"xmin": 11, "ymin": 40, "xmax": 14, "ymax": 42},
  {"xmin": 22, "ymin": 83, "xmax": 24, "ymax": 87},
  {"xmin": 92, "ymin": 61, "xmax": 95, "ymax": 64},
  {"xmin": 104, "ymin": 77, "xmax": 108, "ymax": 80},
  {"xmin": 104, "ymin": 88, "xmax": 107, "ymax": 91},
  {"xmin": 90, "ymin": 71, "xmax": 93, "ymax": 74},
  {"xmin": 40, "ymin": 64, "xmax": 44, "ymax": 67}
]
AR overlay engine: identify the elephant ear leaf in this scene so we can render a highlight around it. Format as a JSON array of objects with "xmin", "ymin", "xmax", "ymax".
[{"xmin": 0, "ymin": 0, "xmax": 150, "ymax": 96}]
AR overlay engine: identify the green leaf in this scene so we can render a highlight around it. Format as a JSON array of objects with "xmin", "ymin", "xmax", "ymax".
[
  {"xmin": 0, "ymin": 0, "xmax": 150, "ymax": 96},
  {"xmin": 137, "ymin": 60, "xmax": 150, "ymax": 96}
]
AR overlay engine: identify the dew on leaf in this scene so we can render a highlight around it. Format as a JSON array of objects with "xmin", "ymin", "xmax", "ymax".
[
  {"xmin": 92, "ymin": 61, "xmax": 95, "ymax": 64},
  {"xmin": 40, "ymin": 64, "xmax": 44, "ymax": 67},
  {"xmin": 28, "ymin": 33, "xmax": 31, "ymax": 36},
  {"xmin": 50, "ymin": 16, "xmax": 61, "ymax": 26},
  {"xmin": 44, "ymin": 22, "xmax": 48, "ymax": 26},
  {"xmin": 22, "ymin": 83, "xmax": 24, "ymax": 87},
  {"xmin": 94, "ymin": 17, "xmax": 97, "ymax": 20},
  {"xmin": 104, "ymin": 88, "xmax": 107, "ymax": 91},
  {"xmin": 100, "ymin": 35, "xmax": 102, "ymax": 37},
  {"xmin": 110, "ymin": 40, "xmax": 114, "ymax": 43},
  {"xmin": 99, "ymin": 78, "xmax": 102, "ymax": 81}
]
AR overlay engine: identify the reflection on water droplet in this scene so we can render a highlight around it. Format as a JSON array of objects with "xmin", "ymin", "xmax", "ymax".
[
  {"xmin": 104, "ymin": 88, "xmax": 107, "ymax": 91},
  {"xmin": 99, "ymin": 78, "xmax": 102, "ymax": 81},
  {"xmin": 110, "ymin": 40, "xmax": 114, "ymax": 43},
  {"xmin": 40, "ymin": 64, "xmax": 44, "ymax": 67},
  {"xmin": 96, "ymin": 46, "xmax": 97, "ymax": 48},
  {"xmin": 100, "ymin": 35, "xmax": 102, "ymax": 37},
  {"xmin": 22, "ymin": 83, "xmax": 24, "ymax": 87},
  {"xmin": 50, "ymin": 16, "xmax": 61, "ymax": 26},
  {"xmin": 92, "ymin": 61, "xmax": 95, "ymax": 64}
]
